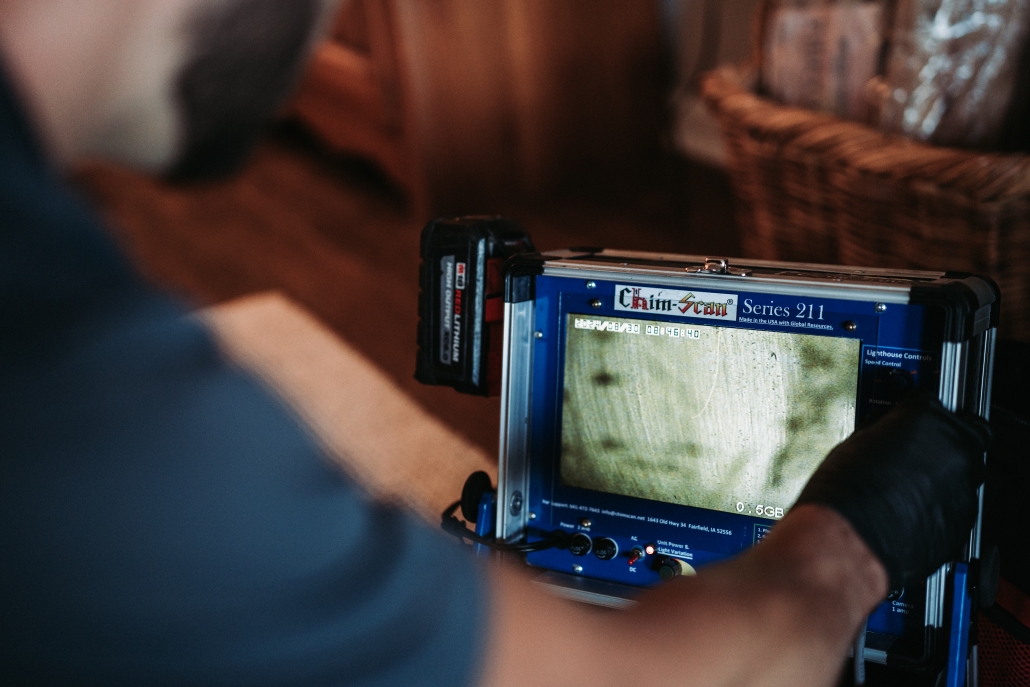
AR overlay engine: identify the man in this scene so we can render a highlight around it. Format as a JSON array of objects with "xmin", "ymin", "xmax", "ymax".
[{"xmin": 0, "ymin": 1, "xmax": 989, "ymax": 685}]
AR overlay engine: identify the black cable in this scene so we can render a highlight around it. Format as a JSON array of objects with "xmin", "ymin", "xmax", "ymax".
[{"xmin": 440, "ymin": 500, "xmax": 569, "ymax": 553}]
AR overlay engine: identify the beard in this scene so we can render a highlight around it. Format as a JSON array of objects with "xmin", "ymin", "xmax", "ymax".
[{"xmin": 163, "ymin": 0, "xmax": 321, "ymax": 182}]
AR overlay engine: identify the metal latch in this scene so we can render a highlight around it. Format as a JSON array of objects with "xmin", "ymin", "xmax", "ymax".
[{"xmin": 686, "ymin": 257, "xmax": 752, "ymax": 277}]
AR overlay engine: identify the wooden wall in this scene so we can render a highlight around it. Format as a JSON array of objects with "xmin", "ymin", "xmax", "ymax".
[{"xmin": 291, "ymin": 0, "xmax": 670, "ymax": 215}]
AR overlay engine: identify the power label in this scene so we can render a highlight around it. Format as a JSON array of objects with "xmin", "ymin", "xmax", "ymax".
[
  {"xmin": 614, "ymin": 285, "xmax": 738, "ymax": 322},
  {"xmin": 439, "ymin": 256, "xmax": 453, "ymax": 364},
  {"xmin": 438, "ymin": 256, "xmax": 466, "ymax": 365}
]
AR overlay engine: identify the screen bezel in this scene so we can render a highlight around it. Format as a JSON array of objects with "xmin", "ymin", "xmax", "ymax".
[
  {"xmin": 537, "ymin": 279, "xmax": 874, "ymax": 544},
  {"xmin": 520, "ymin": 273, "xmax": 940, "ymax": 645}
]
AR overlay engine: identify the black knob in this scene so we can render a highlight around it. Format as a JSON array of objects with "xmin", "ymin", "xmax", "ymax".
[
  {"xmin": 460, "ymin": 471, "xmax": 494, "ymax": 522},
  {"xmin": 979, "ymin": 546, "xmax": 1001, "ymax": 610},
  {"xmin": 657, "ymin": 557, "xmax": 696, "ymax": 581},
  {"xmin": 887, "ymin": 370, "xmax": 913, "ymax": 394},
  {"xmin": 568, "ymin": 533, "xmax": 592, "ymax": 557},
  {"xmin": 593, "ymin": 537, "xmax": 619, "ymax": 561}
]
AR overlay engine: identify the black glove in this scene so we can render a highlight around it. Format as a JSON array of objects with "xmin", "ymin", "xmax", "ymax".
[{"xmin": 795, "ymin": 391, "xmax": 990, "ymax": 591}]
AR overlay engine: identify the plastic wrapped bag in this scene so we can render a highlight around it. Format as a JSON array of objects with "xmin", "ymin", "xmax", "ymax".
[{"xmin": 875, "ymin": 0, "xmax": 1030, "ymax": 148}]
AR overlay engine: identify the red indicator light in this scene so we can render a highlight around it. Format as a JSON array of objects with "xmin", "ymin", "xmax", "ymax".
[{"xmin": 644, "ymin": 544, "xmax": 656, "ymax": 556}]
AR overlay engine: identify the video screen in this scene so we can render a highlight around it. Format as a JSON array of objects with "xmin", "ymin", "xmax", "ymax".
[{"xmin": 559, "ymin": 314, "xmax": 861, "ymax": 519}]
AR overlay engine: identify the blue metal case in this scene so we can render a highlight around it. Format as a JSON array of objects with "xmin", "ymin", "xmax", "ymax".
[{"xmin": 496, "ymin": 250, "xmax": 996, "ymax": 675}]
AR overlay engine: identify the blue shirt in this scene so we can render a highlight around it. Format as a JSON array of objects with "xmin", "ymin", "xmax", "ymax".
[{"xmin": 0, "ymin": 67, "xmax": 487, "ymax": 686}]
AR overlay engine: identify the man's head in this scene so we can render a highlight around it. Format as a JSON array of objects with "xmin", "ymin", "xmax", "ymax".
[{"xmin": 0, "ymin": 0, "xmax": 340, "ymax": 178}]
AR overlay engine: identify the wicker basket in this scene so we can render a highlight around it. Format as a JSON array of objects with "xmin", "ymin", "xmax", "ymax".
[{"xmin": 700, "ymin": 65, "xmax": 1030, "ymax": 342}]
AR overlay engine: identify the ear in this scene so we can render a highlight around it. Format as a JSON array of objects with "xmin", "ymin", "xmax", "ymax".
[{"xmin": 77, "ymin": 0, "xmax": 197, "ymax": 167}]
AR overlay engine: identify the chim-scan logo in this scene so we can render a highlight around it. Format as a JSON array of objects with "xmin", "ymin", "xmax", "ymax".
[{"xmin": 615, "ymin": 285, "xmax": 738, "ymax": 322}]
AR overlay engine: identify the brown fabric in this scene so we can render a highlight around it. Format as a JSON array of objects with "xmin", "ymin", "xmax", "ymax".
[
  {"xmin": 201, "ymin": 291, "xmax": 494, "ymax": 521},
  {"xmin": 978, "ymin": 612, "xmax": 1030, "ymax": 686},
  {"xmin": 996, "ymin": 577, "xmax": 1030, "ymax": 631}
]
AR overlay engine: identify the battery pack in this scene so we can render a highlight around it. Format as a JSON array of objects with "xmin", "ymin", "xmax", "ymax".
[{"xmin": 415, "ymin": 217, "xmax": 534, "ymax": 396}]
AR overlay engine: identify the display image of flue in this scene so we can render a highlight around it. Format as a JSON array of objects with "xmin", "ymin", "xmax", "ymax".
[{"xmin": 560, "ymin": 315, "xmax": 861, "ymax": 517}]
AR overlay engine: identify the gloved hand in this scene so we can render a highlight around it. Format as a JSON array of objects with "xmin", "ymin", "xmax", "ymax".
[{"xmin": 795, "ymin": 391, "xmax": 990, "ymax": 591}]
